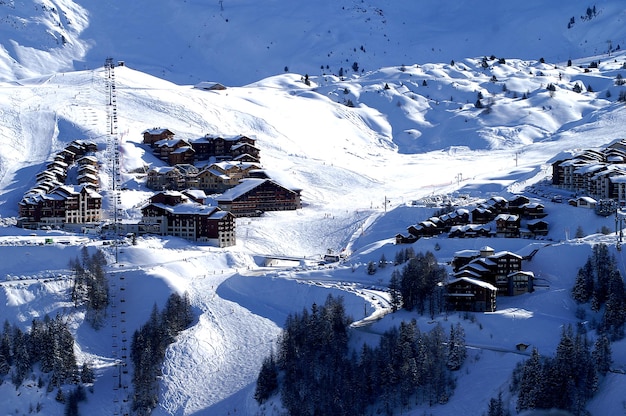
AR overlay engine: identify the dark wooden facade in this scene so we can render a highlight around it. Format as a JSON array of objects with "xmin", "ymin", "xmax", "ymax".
[{"xmin": 217, "ymin": 179, "xmax": 301, "ymax": 217}]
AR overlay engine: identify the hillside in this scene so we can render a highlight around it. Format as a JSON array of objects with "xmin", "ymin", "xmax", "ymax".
[
  {"xmin": 1, "ymin": 1, "xmax": 626, "ymax": 86},
  {"xmin": 1, "ymin": 1, "xmax": 626, "ymax": 416}
]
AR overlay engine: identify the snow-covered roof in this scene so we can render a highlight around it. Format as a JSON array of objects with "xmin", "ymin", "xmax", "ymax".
[{"xmin": 446, "ymin": 277, "xmax": 497, "ymax": 291}]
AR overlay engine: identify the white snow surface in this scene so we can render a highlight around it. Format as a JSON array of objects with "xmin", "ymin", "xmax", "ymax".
[{"xmin": 1, "ymin": 1, "xmax": 626, "ymax": 415}]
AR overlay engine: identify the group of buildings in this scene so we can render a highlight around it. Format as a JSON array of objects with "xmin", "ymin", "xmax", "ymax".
[
  {"xmin": 396, "ymin": 195, "xmax": 549, "ymax": 243},
  {"xmin": 394, "ymin": 195, "xmax": 544, "ymax": 313},
  {"xmin": 17, "ymin": 140, "xmax": 103, "ymax": 230},
  {"xmin": 17, "ymin": 128, "xmax": 302, "ymax": 248},
  {"xmin": 551, "ymin": 138, "xmax": 626, "ymax": 203},
  {"xmin": 444, "ymin": 246, "xmax": 534, "ymax": 313}
]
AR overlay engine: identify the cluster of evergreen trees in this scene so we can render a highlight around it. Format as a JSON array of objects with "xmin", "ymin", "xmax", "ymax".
[
  {"xmin": 571, "ymin": 243, "xmax": 626, "ymax": 340},
  {"xmin": 388, "ymin": 251, "xmax": 446, "ymax": 316},
  {"xmin": 69, "ymin": 247, "xmax": 109, "ymax": 329},
  {"xmin": 0, "ymin": 315, "xmax": 93, "ymax": 389},
  {"xmin": 513, "ymin": 325, "xmax": 611, "ymax": 415},
  {"xmin": 254, "ymin": 295, "xmax": 465, "ymax": 415},
  {"xmin": 130, "ymin": 293, "xmax": 194, "ymax": 416}
]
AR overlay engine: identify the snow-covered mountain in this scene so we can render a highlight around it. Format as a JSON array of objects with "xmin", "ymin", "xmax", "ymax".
[
  {"xmin": 1, "ymin": 1, "xmax": 626, "ymax": 415},
  {"xmin": 1, "ymin": 0, "xmax": 626, "ymax": 86}
]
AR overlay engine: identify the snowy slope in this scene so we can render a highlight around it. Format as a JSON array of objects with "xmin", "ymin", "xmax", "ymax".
[{"xmin": 1, "ymin": 1, "xmax": 626, "ymax": 416}]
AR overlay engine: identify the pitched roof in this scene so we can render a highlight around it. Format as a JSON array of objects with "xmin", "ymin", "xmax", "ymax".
[{"xmin": 446, "ymin": 277, "xmax": 497, "ymax": 291}]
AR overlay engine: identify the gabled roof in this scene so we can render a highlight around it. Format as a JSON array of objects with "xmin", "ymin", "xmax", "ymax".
[
  {"xmin": 217, "ymin": 178, "xmax": 296, "ymax": 202},
  {"xmin": 143, "ymin": 127, "xmax": 174, "ymax": 135},
  {"xmin": 490, "ymin": 251, "xmax": 522, "ymax": 260},
  {"xmin": 147, "ymin": 202, "xmax": 220, "ymax": 216},
  {"xmin": 446, "ymin": 277, "xmax": 497, "ymax": 291}
]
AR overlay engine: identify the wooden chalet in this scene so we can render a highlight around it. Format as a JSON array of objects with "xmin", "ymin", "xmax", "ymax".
[
  {"xmin": 143, "ymin": 128, "xmax": 175, "ymax": 146},
  {"xmin": 471, "ymin": 206, "xmax": 496, "ymax": 224},
  {"xmin": 216, "ymin": 178, "xmax": 302, "ymax": 217},
  {"xmin": 407, "ymin": 220, "xmax": 442, "ymax": 238},
  {"xmin": 448, "ymin": 224, "xmax": 491, "ymax": 238},
  {"xmin": 495, "ymin": 213, "xmax": 520, "ymax": 238},
  {"xmin": 444, "ymin": 277, "xmax": 497, "ymax": 312},
  {"xmin": 526, "ymin": 219, "xmax": 549, "ymax": 236},
  {"xmin": 568, "ymin": 196, "xmax": 597, "ymax": 209}
]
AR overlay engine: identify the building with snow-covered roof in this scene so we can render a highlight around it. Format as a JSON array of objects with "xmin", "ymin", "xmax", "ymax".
[
  {"xmin": 141, "ymin": 191, "xmax": 236, "ymax": 246},
  {"xmin": 444, "ymin": 277, "xmax": 497, "ymax": 312},
  {"xmin": 451, "ymin": 247, "xmax": 527, "ymax": 298},
  {"xmin": 18, "ymin": 184, "xmax": 102, "ymax": 229},
  {"xmin": 216, "ymin": 178, "xmax": 301, "ymax": 217},
  {"xmin": 142, "ymin": 127, "xmax": 175, "ymax": 145}
]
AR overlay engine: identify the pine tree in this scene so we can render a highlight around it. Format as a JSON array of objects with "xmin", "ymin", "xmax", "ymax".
[
  {"xmin": 80, "ymin": 362, "xmax": 95, "ymax": 384},
  {"xmin": 254, "ymin": 352, "xmax": 278, "ymax": 403},
  {"xmin": 389, "ymin": 270, "xmax": 402, "ymax": 312},
  {"xmin": 572, "ymin": 259, "xmax": 594, "ymax": 303},
  {"xmin": 516, "ymin": 348, "xmax": 543, "ymax": 412},
  {"xmin": 592, "ymin": 334, "xmax": 612, "ymax": 375},
  {"xmin": 447, "ymin": 323, "xmax": 467, "ymax": 371},
  {"xmin": 487, "ymin": 392, "xmax": 508, "ymax": 416}
]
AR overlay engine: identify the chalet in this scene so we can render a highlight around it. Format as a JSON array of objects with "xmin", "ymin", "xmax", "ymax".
[
  {"xmin": 407, "ymin": 220, "xmax": 441, "ymax": 238},
  {"xmin": 169, "ymin": 146, "xmax": 196, "ymax": 166},
  {"xmin": 141, "ymin": 191, "xmax": 236, "ymax": 247},
  {"xmin": 508, "ymin": 195, "xmax": 530, "ymax": 209},
  {"xmin": 216, "ymin": 178, "xmax": 302, "ymax": 217},
  {"xmin": 495, "ymin": 213, "xmax": 520, "ymax": 238},
  {"xmin": 143, "ymin": 128, "xmax": 175, "ymax": 146},
  {"xmin": 194, "ymin": 81, "xmax": 227, "ymax": 91},
  {"xmin": 451, "ymin": 249, "xmax": 483, "ymax": 272},
  {"xmin": 448, "ymin": 224, "xmax": 491, "ymax": 238},
  {"xmin": 519, "ymin": 202, "xmax": 546, "ymax": 219},
  {"xmin": 182, "ymin": 189, "xmax": 208, "ymax": 205},
  {"xmin": 526, "ymin": 219, "xmax": 549, "ymax": 236},
  {"xmin": 568, "ymin": 196, "xmax": 597, "ymax": 209},
  {"xmin": 233, "ymin": 153, "xmax": 260, "ymax": 163},
  {"xmin": 439, "ymin": 208, "xmax": 470, "ymax": 230},
  {"xmin": 444, "ymin": 277, "xmax": 497, "ymax": 312},
  {"xmin": 471, "ymin": 206, "xmax": 496, "ymax": 224},
  {"xmin": 57, "ymin": 148, "xmax": 76, "ymax": 165},
  {"xmin": 395, "ymin": 233, "xmax": 418, "ymax": 244},
  {"xmin": 486, "ymin": 196, "xmax": 508, "ymax": 212},
  {"xmin": 64, "ymin": 140, "xmax": 97, "ymax": 158}
]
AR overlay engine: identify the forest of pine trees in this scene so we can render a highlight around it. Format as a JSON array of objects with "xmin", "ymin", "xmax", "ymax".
[
  {"xmin": 255, "ymin": 295, "xmax": 465, "ymax": 415},
  {"xmin": 513, "ymin": 325, "xmax": 610, "ymax": 415},
  {"xmin": 388, "ymin": 250, "xmax": 446, "ymax": 317},
  {"xmin": 0, "ymin": 314, "xmax": 94, "ymax": 415},
  {"xmin": 130, "ymin": 292, "xmax": 194, "ymax": 416},
  {"xmin": 69, "ymin": 247, "xmax": 109, "ymax": 329},
  {"xmin": 571, "ymin": 243, "xmax": 626, "ymax": 340}
]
